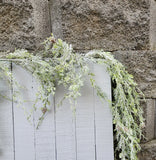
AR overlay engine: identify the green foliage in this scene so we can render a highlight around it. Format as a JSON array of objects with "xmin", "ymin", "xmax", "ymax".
[
  {"xmin": 1, "ymin": 35, "xmax": 144, "ymax": 160},
  {"xmin": 86, "ymin": 51, "xmax": 145, "ymax": 160}
]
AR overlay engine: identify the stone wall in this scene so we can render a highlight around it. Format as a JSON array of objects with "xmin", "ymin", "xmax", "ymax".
[
  {"xmin": 0, "ymin": 0, "xmax": 51, "ymax": 51},
  {"xmin": 0, "ymin": 0, "xmax": 156, "ymax": 159},
  {"xmin": 60, "ymin": 0, "xmax": 150, "ymax": 51},
  {"xmin": 0, "ymin": 0, "xmax": 35, "ymax": 51}
]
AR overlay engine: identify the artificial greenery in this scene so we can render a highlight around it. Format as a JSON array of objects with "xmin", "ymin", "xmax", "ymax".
[{"xmin": 0, "ymin": 35, "xmax": 144, "ymax": 160}]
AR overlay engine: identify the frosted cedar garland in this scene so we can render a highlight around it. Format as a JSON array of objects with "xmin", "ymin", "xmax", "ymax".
[{"xmin": 0, "ymin": 35, "xmax": 145, "ymax": 160}]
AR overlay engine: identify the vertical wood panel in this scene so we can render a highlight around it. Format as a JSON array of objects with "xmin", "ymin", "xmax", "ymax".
[
  {"xmin": 12, "ymin": 64, "xmax": 35, "ymax": 160},
  {"xmin": 93, "ymin": 64, "xmax": 114, "ymax": 160},
  {"xmin": 0, "ymin": 62, "xmax": 114, "ymax": 160},
  {"xmin": 55, "ymin": 86, "xmax": 76, "ymax": 160},
  {"xmin": 76, "ymin": 64, "xmax": 95, "ymax": 160},
  {"xmin": 0, "ymin": 62, "xmax": 14, "ymax": 160},
  {"xmin": 32, "ymin": 78, "xmax": 56, "ymax": 160}
]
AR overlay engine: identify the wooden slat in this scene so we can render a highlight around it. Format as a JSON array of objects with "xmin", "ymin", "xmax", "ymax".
[
  {"xmin": 0, "ymin": 62, "xmax": 114, "ymax": 160},
  {"xmin": 0, "ymin": 62, "xmax": 14, "ymax": 160},
  {"xmin": 32, "ymin": 78, "xmax": 56, "ymax": 160},
  {"xmin": 93, "ymin": 63, "xmax": 114, "ymax": 160},
  {"xmin": 12, "ymin": 64, "xmax": 35, "ymax": 160},
  {"xmin": 76, "ymin": 64, "xmax": 95, "ymax": 160},
  {"xmin": 55, "ymin": 85, "xmax": 76, "ymax": 160}
]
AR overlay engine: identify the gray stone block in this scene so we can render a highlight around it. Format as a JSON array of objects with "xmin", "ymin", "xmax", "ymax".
[
  {"xmin": 114, "ymin": 51, "xmax": 156, "ymax": 99},
  {"xmin": 49, "ymin": 0, "xmax": 63, "ymax": 39},
  {"xmin": 138, "ymin": 140, "xmax": 156, "ymax": 160},
  {"xmin": 0, "ymin": 0, "xmax": 151, "ymax": 52},
  {"xmin": 0, "ymin": 1, "xmax": 36, "ymax": 51},
  {"xmin": 141, "ymin": 99, "xmax": 156, "ymax": 142},
  {"xmin": 0, "ymin": 0, "xmax": 51, "ymax": 52},
  {"xmin": 58, "ymin": 0, "xmax": 150, "ymax": 51},
  {"xmin": 150, "ymin": 0, "xmax": 156, "ymax": 50},
  {"xmin": 30, "ymin": 0, "xmax": 51, "ymax": 44}
]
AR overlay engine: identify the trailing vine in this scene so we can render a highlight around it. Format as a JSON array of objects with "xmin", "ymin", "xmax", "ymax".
[{"xmin": 0, "ymin": 35, "xmax": 144, "ymax": 160}]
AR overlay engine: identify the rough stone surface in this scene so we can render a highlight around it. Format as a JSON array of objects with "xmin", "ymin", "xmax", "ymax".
[
  {"xmin": 30, "ymin": 0, "xmax": 51, "ymax": 45},
  {"xmin": 114, "ymin": 51, "xmax": 156, "ymax": 98},
  {"xmin": 0, "ymin": 1, "xmax": 36, "ymax": 51},
  {"xmin": 50, "ymin": 0, "xmax": 63, "ymax": 39},
  {"xmin": 150, "ymin": 0, "xmax": 156, "ymax": 51},
  {"xmin": 0, "ymin": 0, "xmax": 51, "ymax": 51},
  {"xmin": 59, "ymin": 0, "xmax": 150, "ymax": 51},
  {"xmin": 0, "ymin": 0, "xmax": 151, "ymax": 51},
  {"xmin": 141, "ymin": 99, "xmax": 156, "ymax": 142},
  {"xmin": 138, "ymin": 140, "xmax": 156, "ymax": 160}
]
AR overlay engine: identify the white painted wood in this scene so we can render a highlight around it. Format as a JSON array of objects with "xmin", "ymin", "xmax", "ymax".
[
  {"xmin": 12, "ymin": 64, "xmax": 35, "ymax": 160},
  {"xmin": 32, "ymin": 78, "xmax": 56, "ymax": 160},
  {"xmin": 76, "ymin": 64, "xmax": 95, "ymax": 160},
  {"xmin": 0, "ymin": 62, "xmax": 114, "ymax": 160},
  {"xmin": 0, "ymin": 62, "xmax": 14, "ymax": 160},
  {"xmin": 93, "ymin": 63, "xmax": 114, "ymax": 160},
  {"xmin": 55, "ymin": 85, "xmax": 76, "ymax": 160}
]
